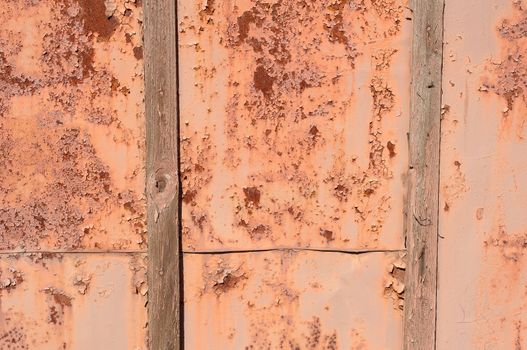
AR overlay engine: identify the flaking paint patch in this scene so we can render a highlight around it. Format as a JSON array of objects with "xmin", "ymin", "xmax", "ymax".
[
  {"xmin": 0, "ymin": 254, "xmax": 147, "ymax": 349},
  {"xmin": 438, "ymin": 0, "xmax": 527, "ymax": 348},
  {"xmin": 0, "ymin": 0, "xmax": 145, "ymax": 250},
  {"xmin": 184, "ymin": 251, "xmax": 403, "ymax": 349},
  {"xmin": 179, "ymin": 0, "xmax": 411, "ymax": 250}
]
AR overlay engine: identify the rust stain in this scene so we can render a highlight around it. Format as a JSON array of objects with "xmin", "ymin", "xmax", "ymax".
[
  {"xmin": 0, "ymin": 0, "xmax": 146, "ymax": 250},
  {"xmin": 0, "ymin": 254, "xmax": 147, "ymax": 349},
  {"xmin": 180, "ymin": 0, "xmax": 410, "ymax": 346},
  {"xmin": 179, "ymin": 0, "xmax": 412, "ymax": 251},
  {"xmin": 438, "ymin": 0, "xmax": 527, "ymax": 349},
  {"xmin": 44, "ymin": 287, "xmax": 73, "ymax": 308},
  {"xmin": 77, "ymin": 0, "xmax": 119, "ymax": 41},
  {"xmin": 0, "ymin": 0, "xmax": 147, "ymax": 348},
  {"xmin": 485, "ymin": 1, "xmax": 527, "ymax": 111},
  {"xmin": 184, "ymin": 251, "xmax": 403, "ymax": 349}
]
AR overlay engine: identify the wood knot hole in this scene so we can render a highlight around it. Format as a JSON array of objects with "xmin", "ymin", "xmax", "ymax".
[{"xmin": 155, "ymin": 174, "xmax": 168, "ymax": 193}]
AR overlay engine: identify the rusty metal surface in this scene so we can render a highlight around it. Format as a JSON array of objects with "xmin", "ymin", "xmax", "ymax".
[
  {"xmin": 184, "ymin": 250, "xmax": 405, "ymax": 349},
  {"xmin": 179, "ymin": 0, "xmax": 412, "ymax": 251},
  {"xmin": 0, "ymin": 0, "xmax": 146, "ymax": 251},
  {"xmin": 0, "ymin": 1, "xmax": 148, "ymax": 349},
  {"xmin": 0, "ymin": 253, "xmax": 147, "ymax": 349},
  {"xmin": 438, "ymin": 0, "xmax": 527, "ymax": 348}
]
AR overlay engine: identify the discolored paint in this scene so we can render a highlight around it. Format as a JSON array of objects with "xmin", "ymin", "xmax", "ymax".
[
  {"xmin": 0, "ymin": 253, "xmax": 147, "ymax": 349},
  {"xmin": 438, "ymin": 0, "xmax": 527, "ymax": 348},
  {"xmin": 0, "ymin": 0, "xmax": 147, "ymax": 348},
  {"xmin": 0, "ymin": 0, "xmax": 146, "ymax": 251},
  {"xmin": 178, "ymin": 0, "xmax": 412, "ymax": 251},
  {"xmin": 184, "ymin": 251, "xmax": 404, "ymax": 349},
  {"xmin": 179, "ymin": 0, "xmax": 411, "ymax": 347}
]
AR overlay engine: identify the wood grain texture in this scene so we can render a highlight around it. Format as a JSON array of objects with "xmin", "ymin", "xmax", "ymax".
[
  {"xmin": 404, "ymin": 0, "xmax": 444, "ymax": 349},
  {"xmin": 144, "ymin": 0, "xmax": 180, "ymax": 349}
]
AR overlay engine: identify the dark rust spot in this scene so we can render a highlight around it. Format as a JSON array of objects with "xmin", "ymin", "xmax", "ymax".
[
  {"xmin": 183, "ymin": 189, "xmax": 197, "ymax": 204},
  {"xmin": 237, "ymin": 10, "xmax": 256, "ymax": 42},
  {"xmin": 110, "ymin": 76, "xmax": 120, "ymax": 91},
  {"xmin": 363, "ymin": 188, "xmax": 374, "ymax": 197},
  {"xmin": 305, "ymin": 317, "xmax": 321, "ymax": 348},
  {"xmin": 250, "ymin": 224, "xmax": 270, "ymax": 240},
  {"xmin": 309, "ymin": 125, "xmax": 319, "ymax": 136},
  {"xmin": 253, "ymin": 65, "xmax": 274, "ymax": 98},
  {"xmin": 320, "ymin": 229, "xmax": 334, "ymax": 242},
  {"xmin": 53, "ymin": 291, "xmax": 72, "ymax": 307},
  {"xmin": 199, "ymin": 0, "xmax": 215, "ymax": 18},
  {"xmin": 387, "ymin": 141, "xmax": 396, "ymax": 158},
  {"xmin": 78, "ymin": 0, "xmax": 119, "ymax": 41},
  {"xmin": 133, "ymin": 46, "xmax": 143, "ymax": 60},
  {"xmin": 515, "ymin": 320, "xmax": 523, "ymax": 350},
  {"xmin": 211, "ymin": 266, "xmax": 246, "ymax": 294},
  {"xmin": 243, "ymin": 186, "xmax": 261, "ymax": 207}
]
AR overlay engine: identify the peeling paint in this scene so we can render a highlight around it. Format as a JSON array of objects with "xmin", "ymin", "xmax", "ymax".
[
  {"xmin": 0, "ymin": 254, "xmax": 147, "ymax": 349},
  {"xmin": 184, "ymin": 251, "xmax": 403, "ymax": 349},
  {"xmin": 0, "ymin": 0, "xmax": 146, "ymax": 251},
  {"xmin": 179, "ymin": 0, "xmax": 412, "ymax": 251},
  {"xmin": 0, "ymin": 0, "xmax": 147, "ymax": 348},
  {"xmin": 438, "ymin": 0, "xmax": 527, "ymax": 348}
]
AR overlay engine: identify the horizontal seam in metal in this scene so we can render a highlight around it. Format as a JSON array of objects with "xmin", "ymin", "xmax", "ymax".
[
  {"xmin": 183, "ymin": 248, "xmax": 406, "ymax": 255},
  {"xmin": 0, "ymin": 250, "xmax": 147, "ymax": 255}
]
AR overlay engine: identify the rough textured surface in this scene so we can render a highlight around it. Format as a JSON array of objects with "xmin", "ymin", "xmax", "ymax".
[
  {"xmin": 0, "ymin": 1, "xmax": 147, "ymax": 349},
  {"xmin": 179, "ymin": 0, "xmax": 412, "ymax": 251},
  {"xmin": 0, "ymin": 0, "xmax": 146, "ymax": 251},
  {"xmin": 438, "ymin": 0, "xmax": 527, "ymax": 348},
  {"xmin": 0, "ymin": 253, "xmax": 147, "ymax": 349},
  {"xmin": 143, "ymin": 0, "xmax": 181, "ymax": 347},
  {"xmin": 402, "ymin": 0, "xmax": 443, "ymax": 348},
  {"xmin": 184, "ymin": 251, "xmax": 404, "ymax": 349}
]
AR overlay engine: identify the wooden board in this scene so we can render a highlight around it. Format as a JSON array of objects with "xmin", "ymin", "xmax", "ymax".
[
  {"xmin": 403, "ymin": 0, "xmax": 444, "ymax": 348},
  {"xmin": 144, "ymin": 0, "xmax": 181, "ymax": 348}
]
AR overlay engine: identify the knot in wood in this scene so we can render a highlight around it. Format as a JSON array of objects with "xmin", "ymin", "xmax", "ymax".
[{"xmin": 148, "ymin": 167, "xmax": 178, "ymax": 208}]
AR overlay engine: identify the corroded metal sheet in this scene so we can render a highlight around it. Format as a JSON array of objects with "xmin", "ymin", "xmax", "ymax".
[
  {"xmin": 184, "ymin": 251, "xmax": 405, "ymax": 349},
  {"xmin": 0, "ymin": 0, "xmax": 146, "ymax": 251},
  {"xmin": 179, "ymin": 0, "xmax": 412, "ymax": 251},
  {"xmin": 438, "ymin": 0, "xmax": 527, "ymax": 348},
  {"xmin": 0, "ymin": 253, "xmax": 147, "ymax": 349}
]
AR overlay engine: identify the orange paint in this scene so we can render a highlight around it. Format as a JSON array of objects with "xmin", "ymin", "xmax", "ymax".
[
  {"xmin": 179, "ymin": 0, "xmax": 412, "ymax": 251},
  {"xmin": 0, "ymin": 0, "xmax": 146, "ymax": 348},
  {"xmin": 179, "ymin": 0, "xmax": 411, "ymax": 347},
  {"xmin": 184, "ymin": 251, "xmax": 404, "ymax": 349},
  {"xmin": 438, "ymin": 0, "xmax": 527, "ymax": 348},
  {"xmin": 0, "ymin": 0, "xmax": 146, "ymax": 251},
  {"xmin": 0, "ymin": 253, "xmax": 147, "ymax": 349}
]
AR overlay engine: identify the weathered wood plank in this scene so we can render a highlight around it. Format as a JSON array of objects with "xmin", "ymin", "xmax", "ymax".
[
  {"xmin": 404, "ymin": 0, "xmax": 445, "ymax": 349},
  {"xmin": 144, "ymin": 0, "xmax": 180, "ymax": 349}
]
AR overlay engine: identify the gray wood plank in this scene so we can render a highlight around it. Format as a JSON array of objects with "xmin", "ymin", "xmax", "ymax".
[
  {"xmin": 404, "ymin": 0, "xmax": 445, "ymax": 349},
  {"xmin": 144, "ymin": 0, "xmax": 180, "ymax": 348}
]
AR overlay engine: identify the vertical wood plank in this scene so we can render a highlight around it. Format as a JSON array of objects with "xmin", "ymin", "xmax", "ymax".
[
  {"xmin": 404, "ymin": 0, "xmax": 444, "ymax": 349},
  {"xmin": 144, "ymin": 0, "xmax": 180, "ymax": 349}
]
